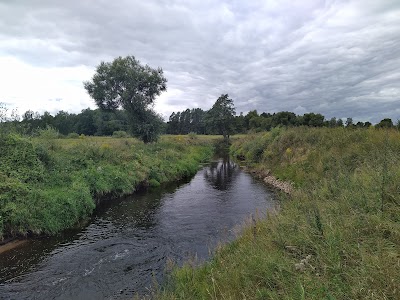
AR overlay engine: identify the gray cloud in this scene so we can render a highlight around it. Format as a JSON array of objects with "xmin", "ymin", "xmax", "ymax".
[{"xmin": 0, "ymin": 0, "xmax": 399, "ymax": 123}]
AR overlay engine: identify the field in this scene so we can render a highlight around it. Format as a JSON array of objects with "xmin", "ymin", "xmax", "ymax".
[
  {"xmin": 159, "ymin": 127, "xmax": 400, "ymax": 300},
  {"xmin": 0, "ymin": 134, "xmax": 215, "ymax": 240},
  {"xmin": 2, "ymin": 128, "xmax": 399, "ymax": 299}
]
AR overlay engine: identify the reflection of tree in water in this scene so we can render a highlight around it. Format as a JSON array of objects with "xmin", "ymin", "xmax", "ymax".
[{"xmin": 204, "ymin": 157, "xmax": 238, "ymax": 190}]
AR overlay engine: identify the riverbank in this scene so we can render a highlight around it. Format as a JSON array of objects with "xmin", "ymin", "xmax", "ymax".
[
  {"xmin": 0, "ymin": 134, "xmax": 214, "ymax": 242},
  {"xmin": 159, "ymin": 127, "xmax": 400, "ymax": 299}
]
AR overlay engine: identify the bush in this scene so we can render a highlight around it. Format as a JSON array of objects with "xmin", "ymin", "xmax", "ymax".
[
  {"xmin": 0, "ymin": 134, "xmax": 45, "ymax": 182},
  {"xmin": 112, "ymin": 130, "xmax": 129, "ymax": 138},
  {"xmin": 34, "ymin": 126, "xmax": 60, "ymax": 139},
  {"xmin": 67, "ymin": 132, "xmax": 79, "ymax": 138}
]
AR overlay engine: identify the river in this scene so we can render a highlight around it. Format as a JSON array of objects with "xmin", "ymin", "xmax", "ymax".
[{"xmin": 0, "ymin": 158, "xmax": 275, "ymax": 299}]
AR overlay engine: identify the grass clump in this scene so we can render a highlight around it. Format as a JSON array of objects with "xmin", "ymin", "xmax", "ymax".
[
  {"xmin": 159, "ymin": 127, "xmax": 400, "ymax": 300},
  {"xmin": 0, "ymin": 135, "xmax": 214, "ymax": 240}
]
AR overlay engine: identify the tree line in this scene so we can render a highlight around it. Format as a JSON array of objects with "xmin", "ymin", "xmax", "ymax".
[
  {"xmin": 1, "ymin": 55, "xmax": 398, "ymax": 141},
  {"xmin": 167, "ymin": 107, "xmax": 397, "ymax": 135},
  {"xmin": 11, "ymin": 108, "xmax": 130, "ymax": 136},
  {"xmin": 1, "ymin": 103, "xmax": 397, "ymax": 139}
]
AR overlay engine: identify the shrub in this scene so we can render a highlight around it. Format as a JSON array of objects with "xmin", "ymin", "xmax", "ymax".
[
  {"xmin": 0, "ymin": 134, "xmax": 45, "ymax": 182},
  {"xmin": 34, "ymin": 126, "xmax": 60, "ymax": 139},
  {"xmin": 67, "ymin": 132, "xmax": 79, "ymax": 138},
  {"xmin": 113, "ymin": 130, "xmax": 129, "ymax": 138}
]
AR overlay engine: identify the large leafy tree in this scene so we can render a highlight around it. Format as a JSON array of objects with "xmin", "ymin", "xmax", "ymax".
[
  {"xmin": 84, "ymin": 56, "xmax": 167, "ymax": 142},
  {"xmin": 376, "ymin": 118, "xmax": 394, "ymax": 128},
  {"xmin": 206, "ymin": 94, "xmax": 236, "ymax": 141},
  {"xmin": 302, "ymin": 112, "xmax": 325, "ymax": 127}
]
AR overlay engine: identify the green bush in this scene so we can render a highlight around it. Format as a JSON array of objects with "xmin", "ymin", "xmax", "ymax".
[
  {"xmin": 34, "ymin": 126, "xmax": 60, "ymax": 139},
  {"xmin": 67, "ymin": 132, "xmax": 79, "ymax": 138},
  {"xmin": 113, "ymin": 130, "xmax": 130, "ymax": 138},
  {"xmin": 0, "ymin": 134, "xmax": 45, "ymax": 182}
]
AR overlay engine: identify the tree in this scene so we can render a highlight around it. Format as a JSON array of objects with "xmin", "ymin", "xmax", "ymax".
[
  {"xmin": 376, "ymin": 118, "xmax": 393, "ymax": 129},
  {"xmin": 190, "ymin": 108, "xmax": 206, "ymax": 134},
  {"xmin": 84, "ymin": 56, "xmax": 167, "ymax": 142},
  {"xmin": 206, "ymin": 94, "xmax": 236, "ymax": 141},
  {"xmin": 234, "ymin": 112, "xmax": 246, "ymax": 133},
  {"xmin": 329, "ymin": 117, "xmax": 337, "ymax": 128},
  {"xmin": 75, "ymin": 108, "xmax": 97, "ymax": 135},
  {"xmin": 244, "ymin": 110, "xmax": 258, "ymax": 130},
  {"xmin": 167, "ymin": 112, "xmax": 180, "ymax": 134},
  {"xmin": 272, "ymin": 111, "xmax": 297, "ymax": 127},
  {"xmin": 302, "ymin": 113, "xmax": 325, "ymax": 127},
  {"xmin": 345, "ymin": 117, "xmax": 353, "ymax": 127},
  {"xmin": 356, "ymin": 121, "xmax": 364, "ymax": 128},
  {"xmin": 53, "ymin": 111, "xmax": 76, "ymax": 135}
]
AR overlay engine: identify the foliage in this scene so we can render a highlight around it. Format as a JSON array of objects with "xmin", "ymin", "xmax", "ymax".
[
  {"xmin": 0, "ymin": 134, "xmax": 45, "ymax": 183},
  {"xmin": 167, "ymin": 108, "xmax": 206, "ymax": 135},
  {"xmin": 301, "ymin": 112, "xmax": 325, "ymax": 127},
  {"xmin": 205, "ymin": 94, "xmax": 236, "ymax": 141},
  {"xmin": 0, "ymin": 135, "xmax": 213, "ymax": 240},
  {"xmin": 345, "ymin": 117, "xmax": 353, "ymax": 127},
  {"xmin": 84, "ymin": 56, "xmax": 167, "ymax": 142},
  {"xmin": 67, "ymin": 132, "xmax": 79, "ymax": 138},
  {"xmin": 166, "ymin": 107, "xmax": 351, "ymax": 135},
  {"xmin": 112, "ymin": 130, "xmax": 129, "ymax": 138},
  {"xmin": 34, "ymin": 125, "xmax": 60, "ymax": 139},
  {"xmin": 376, "ymin": 118, "xmax": 394, "ymax": 128},
  {"xmin": 160, "ymin": 127, "xmax": 400, "ymax": 300},
  {"xmin": 8, "ymin": 104, "xmax": 397, "ymax": 139}
]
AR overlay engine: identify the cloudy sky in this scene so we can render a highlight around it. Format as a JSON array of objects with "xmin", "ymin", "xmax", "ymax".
[{"xmin": 1, "ymin": 0, "xmax": 399, "ymax": 123}]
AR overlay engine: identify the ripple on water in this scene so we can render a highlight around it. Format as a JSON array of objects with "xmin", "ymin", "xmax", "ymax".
[{"xmin": 0, "ymin": 158, "xmax": 276, "ymax": 299}]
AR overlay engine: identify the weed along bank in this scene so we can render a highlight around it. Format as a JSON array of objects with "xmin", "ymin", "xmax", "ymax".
[
  {"xmin": 1, "ymin": 129, "xmax": 399, "ymax": 299},
  {"xmin": 0, "ymin": 136, "xmax": 277, "ymax": 299},
  {"xmin": 159, "ymin": 128, "xmax": 400, "ymax": 300},
  {"xmin": 0, "ymin": 135, "xmax": 213, "ymax": 242}
]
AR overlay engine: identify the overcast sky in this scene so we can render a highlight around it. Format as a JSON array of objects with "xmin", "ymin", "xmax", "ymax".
[{"xmin": 1, "ymin": 0, "xmax": 399, "ymax": 123}]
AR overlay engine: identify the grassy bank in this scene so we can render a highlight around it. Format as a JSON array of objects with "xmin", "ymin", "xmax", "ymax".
[
  {"xmin": 160, "ymin": 127, "xmax": 400, "ymax": 300},
  {"xmin": 0, "ymin": 134, "xmax": 214, "ymax": 240}
]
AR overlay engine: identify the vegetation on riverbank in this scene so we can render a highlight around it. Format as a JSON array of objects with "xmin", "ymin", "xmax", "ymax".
[
  {"xmin": 0, "ymin": 133, "xmax": 214, "ymax": 240},
  {"xmin": 159, "ymin": 127, "xmax": 400, "ymax": 299}
]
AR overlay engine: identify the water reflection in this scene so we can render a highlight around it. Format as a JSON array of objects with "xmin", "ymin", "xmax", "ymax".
[
  {"xmin": 204, "ymin": 157, "xmax": 238, "ymax": 190},
  {"xmin": 0, "ymin": 159, "xmax": 275, "ymax": 299}
]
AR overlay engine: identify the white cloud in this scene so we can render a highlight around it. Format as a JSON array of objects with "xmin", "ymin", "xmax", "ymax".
[
  {"xmin": 0, "ymin": 56, "xmax": 95, "ymax": 114},
  {"xmin": 0, "ymin": 0, "xmax": 399, "ymax": 122}
]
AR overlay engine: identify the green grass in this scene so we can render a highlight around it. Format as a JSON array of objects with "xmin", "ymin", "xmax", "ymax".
[
  {"xmin": 159, "ymin": 127, "xmax": 400, "ymax": 300},
  {"xmin": 0, "ymin": 134, "xmax": 214, "ymax": 240}
]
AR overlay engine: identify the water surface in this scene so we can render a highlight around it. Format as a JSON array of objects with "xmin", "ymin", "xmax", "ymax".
[{"xmin": 0, "ymin": 158, "xmax": 275, "ymax": 299}]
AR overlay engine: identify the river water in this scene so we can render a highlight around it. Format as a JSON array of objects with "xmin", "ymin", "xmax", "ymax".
[{"xmin": 0, "ymin": 158, "xmax": 275, "ymax": 299}]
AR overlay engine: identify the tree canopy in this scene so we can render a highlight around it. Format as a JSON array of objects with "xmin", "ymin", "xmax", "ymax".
[
  {"xmin": 206, "ymin": 94, "xmax": 236, "ymax": 141},
  {"xmin": 376, "ymin": 118, "xmax": 394, "ymax": 128},
  {"xmin": 84, "ymin": 56, "xmax": 167, "ymax": 142}
]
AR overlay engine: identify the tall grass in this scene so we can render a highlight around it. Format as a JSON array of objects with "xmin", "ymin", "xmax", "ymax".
[
  {"xmin": 159, "ymin": 127, "xmax": 400, "ymax": 300},
  {"xmin": 0, "ymin": 135, "xmax": 214, "ymax": 240}
]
